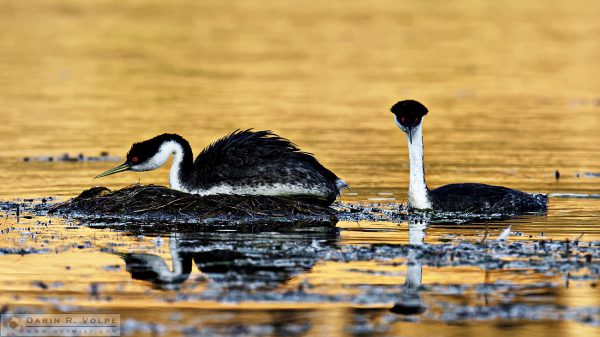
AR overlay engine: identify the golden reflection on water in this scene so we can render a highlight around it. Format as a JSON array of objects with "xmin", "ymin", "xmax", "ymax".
[{"xmin": 0, "ymin": 0, "xmax": 599, "ymax": 336}]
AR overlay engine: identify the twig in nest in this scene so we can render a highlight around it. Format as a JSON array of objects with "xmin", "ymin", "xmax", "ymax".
[{"xmin": 132, "ymin": 197, "xmax": 187, "ymax": 213}]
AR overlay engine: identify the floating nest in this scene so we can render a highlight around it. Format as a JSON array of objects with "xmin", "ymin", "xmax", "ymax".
[{"xmin": 49, "ymin": 185, "xmax": 336, "ymax": 226}]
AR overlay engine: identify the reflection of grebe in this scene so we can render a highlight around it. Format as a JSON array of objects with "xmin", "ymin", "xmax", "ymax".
[
  {"xmin": 112, "ymin": 234, "xmax": 192, "ymax": 290},
  {"xmin": 111, "ymin": 228, "xmax": 336, "ymax": 290},
  {"xmin": 95, "ymin": 130, "xmax": 346, "ymax": 204},
  {"xmin": 390, "ymin": 221, "xmax": 427, "ymax": 315},
  {"xmin": 391, "ymin": 100, "xmax": 547, "ymax": 214}
]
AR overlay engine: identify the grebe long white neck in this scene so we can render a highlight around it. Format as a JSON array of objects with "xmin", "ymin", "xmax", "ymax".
[
  {"xmin": 130, "ymin": 140, "xmax": 189, "ymax": 192},
  {"xmin": 406, "ymin": 124, "xmax": 432, "ymax": 209},
  {"xmin": 165, "ymin": 142, "xmax": 188, "ymax": 192}
]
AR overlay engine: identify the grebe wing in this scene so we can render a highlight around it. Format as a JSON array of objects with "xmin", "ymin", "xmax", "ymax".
[{"xmin": 192, "ymin": 130, "xmax": 340, "ymax": 186}]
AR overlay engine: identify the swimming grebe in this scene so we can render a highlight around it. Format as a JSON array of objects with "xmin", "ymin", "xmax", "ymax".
[
  {"xmin": 391, "ymin": 100, "xmax": 547, "ymax": 214},
  {"xmin": 95, "ymin": 130, "xmax": 346, "ymax": 204}
]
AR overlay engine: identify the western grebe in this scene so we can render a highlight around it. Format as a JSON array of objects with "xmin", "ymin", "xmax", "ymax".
[
  {"xmin": 95, "ymin": 130, "xmax": 346, "ymax": 204},
  {"xmin": 391, "ymin": 100, "xmax": 547, "ymax": 214}
]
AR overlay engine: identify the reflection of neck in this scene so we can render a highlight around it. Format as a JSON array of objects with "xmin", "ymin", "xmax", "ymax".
[
  {"xmin": 406, "ymin": 124, "xmax": 432, "ymax": 209},
  {"xmin": 162, "ymin": 233, "xmax": 192, "ymax": 282},
  {"xmin": 169, "ymin": 233, "xmax": 183, "ymax": 275},
  {"xmin": 408, "ymin": 221, "xmax": 426, "ymax": 245},
  {"xmin": 405, "ymin": 222, "xmax": 426, "ymax": 288}
]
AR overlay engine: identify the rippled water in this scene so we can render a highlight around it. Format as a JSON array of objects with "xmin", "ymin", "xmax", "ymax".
[{"xmin": 0, "ymin": 0, "xmax": 599, "ymax": 336}]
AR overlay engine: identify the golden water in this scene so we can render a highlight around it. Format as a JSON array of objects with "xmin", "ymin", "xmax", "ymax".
[{"xmin": 0, "ymin": 0, "xmax": 599, "ymax": 336}]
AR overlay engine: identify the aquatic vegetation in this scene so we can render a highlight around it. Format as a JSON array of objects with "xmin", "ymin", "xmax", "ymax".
[{"xmin": 48, "ymin": 185, "xmax": 335, "ymax": 225}]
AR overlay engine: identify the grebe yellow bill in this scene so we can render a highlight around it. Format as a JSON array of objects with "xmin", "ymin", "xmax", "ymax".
[
  {"xmin": 95, "ymin": 130, "xmax": 347, "ymax": 204},
  {"xmin": 391, "ymin": 100, "xmax": 547, "ymax": 215}
]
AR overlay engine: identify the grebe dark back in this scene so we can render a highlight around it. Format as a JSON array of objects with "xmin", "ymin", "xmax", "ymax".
[
  {"xmin": 391, "ymin": 100, "xmax": 547, "ymax": 214},
  {"xmin": 95, "ymin": 130, "xmax": 346, "ymax": 204}
]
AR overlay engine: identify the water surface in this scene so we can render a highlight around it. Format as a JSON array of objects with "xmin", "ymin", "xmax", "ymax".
[{"xmin": 0, "ymin": 0, "xmax": 599, "ymax": 336}]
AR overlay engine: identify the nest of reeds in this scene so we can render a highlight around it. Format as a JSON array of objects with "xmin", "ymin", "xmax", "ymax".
[{"xmin": 48, "ymin": 185, "xmax": 336, "ymax": 225}]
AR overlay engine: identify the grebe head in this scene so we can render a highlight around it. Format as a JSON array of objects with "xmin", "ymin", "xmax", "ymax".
[
  {"xmin": 95, "ymin": 134, "xmax": 184, "ymax": 178},
  {"xmin": 391, "ymin": 100, "xmax": 428, "ymax": 143}
]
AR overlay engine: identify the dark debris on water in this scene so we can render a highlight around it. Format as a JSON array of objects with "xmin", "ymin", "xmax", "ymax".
[{"xmin": 22, "ymin": 152, "xmax": 120, "ymax": 163}]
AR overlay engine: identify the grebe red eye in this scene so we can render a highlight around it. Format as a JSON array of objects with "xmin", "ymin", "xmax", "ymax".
[
  {"xmin": 132, "ymin": 157, "xmax": 139, "ymax": 163},
  {"xmin": 415, "ymin": 117, "xmax": 418, "ymax": 122},
  {"xmin": 401, "ymin": 117, "xmax": 405, "ymax": 123}
]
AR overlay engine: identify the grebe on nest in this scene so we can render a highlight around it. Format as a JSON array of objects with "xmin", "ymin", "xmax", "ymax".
[
  {"xmin": 95, "ymin": 130, "xmax": 346, "ymax": 204},
  {"xmin": 391, "ymin": 100, "xmax": 547, "ymax": 215}
]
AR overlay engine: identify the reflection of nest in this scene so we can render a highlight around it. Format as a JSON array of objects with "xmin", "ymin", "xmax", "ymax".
[{"xmin": 49, "ymin": 185, "xmax": 336, "ymax": 224}]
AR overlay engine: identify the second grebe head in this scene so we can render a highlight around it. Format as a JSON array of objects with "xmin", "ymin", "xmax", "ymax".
[{"xmin": 391, "ymin": 100, "xmax": 428, "ymax": 143}]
